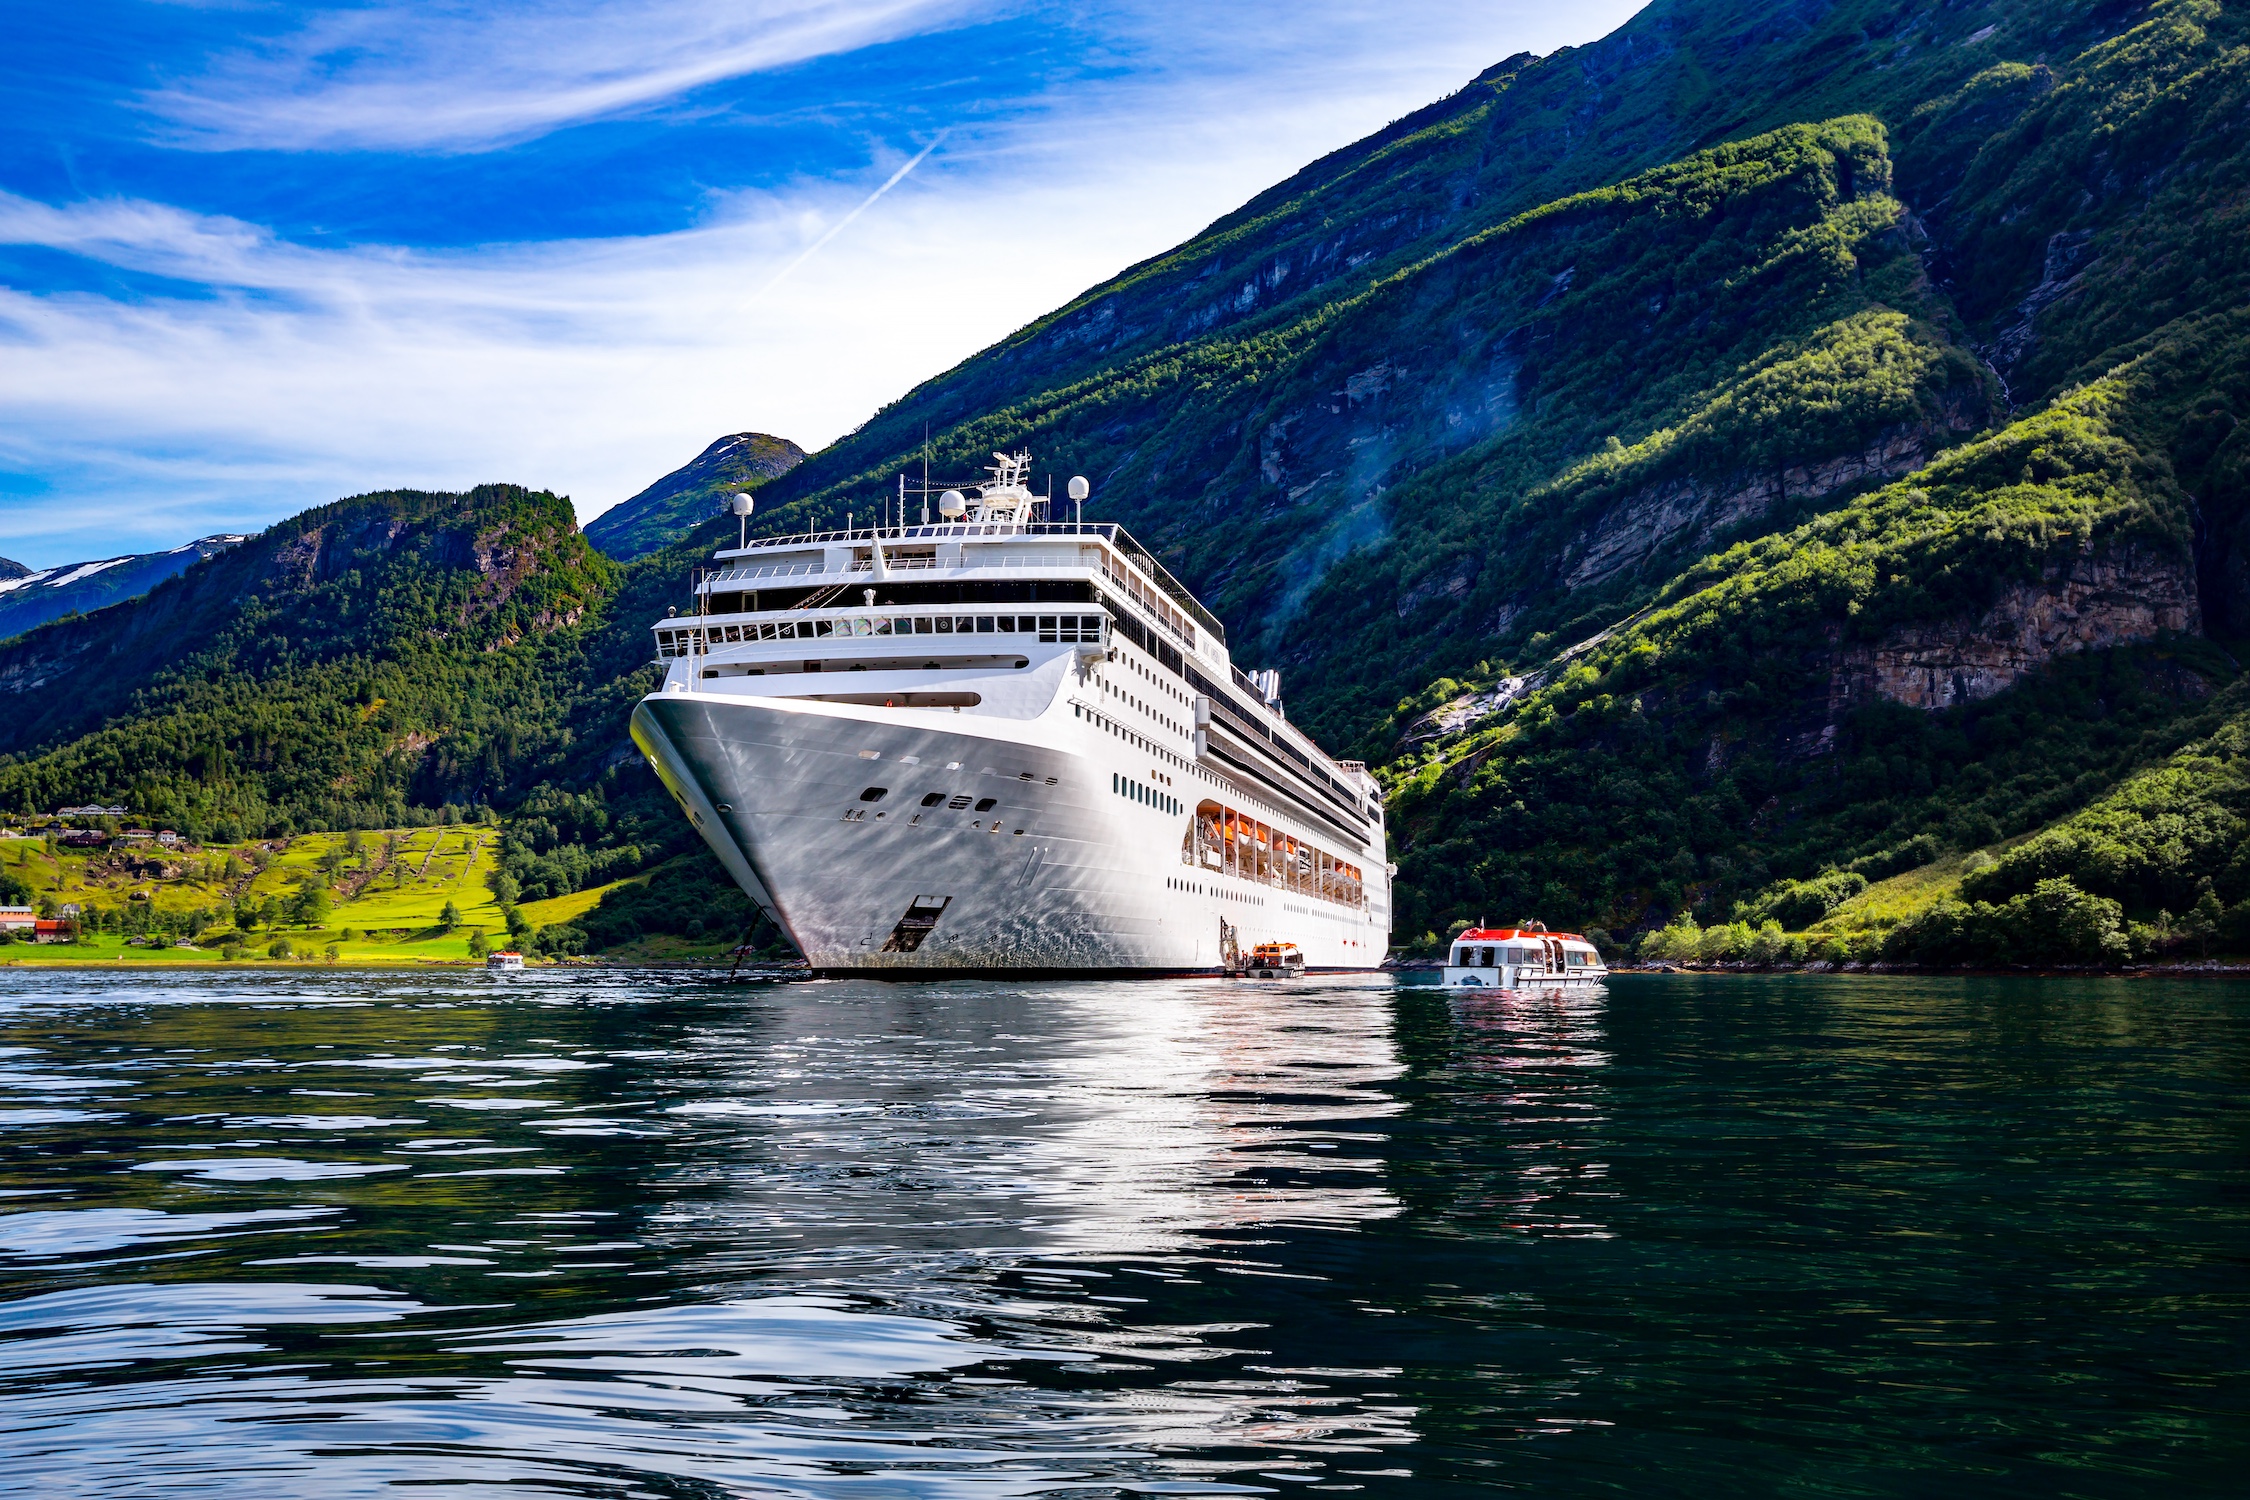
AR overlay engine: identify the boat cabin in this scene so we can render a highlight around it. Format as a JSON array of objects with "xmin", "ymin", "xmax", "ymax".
[{"xmin": 1443, "ymin": 926, "xmax": 1606, "ymax": 988}]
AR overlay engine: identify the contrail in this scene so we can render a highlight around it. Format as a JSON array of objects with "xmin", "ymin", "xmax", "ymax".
[{"xmin": 751, "ymin": 130, "xmax": 948, "ymax": 301}]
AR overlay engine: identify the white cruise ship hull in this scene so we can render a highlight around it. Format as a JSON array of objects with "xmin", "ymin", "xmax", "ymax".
[{"xmin": 631, "ymin": 688, "xmax": 1389, "ymax": 974}]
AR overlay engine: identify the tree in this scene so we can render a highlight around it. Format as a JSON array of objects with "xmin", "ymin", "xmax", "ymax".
[
  {"xmin": 440, "ymin": 900, "xmax": 461, "ymax": 932},
  {"xmin": 2183, "ymin": 888, "xmax": 2223, "ymax": 960},
  {"xmin": 467, "ymin": 930, "xmax": 491, "ymax": 959},
  {"xmin": 294, "ymin": 884, "xmax": 332, "ymax": 928}
]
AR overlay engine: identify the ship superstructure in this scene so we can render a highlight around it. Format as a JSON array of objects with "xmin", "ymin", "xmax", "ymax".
[{"xmin": 628, "ymin": 452, "xmax": 1391, "ymax": 972}]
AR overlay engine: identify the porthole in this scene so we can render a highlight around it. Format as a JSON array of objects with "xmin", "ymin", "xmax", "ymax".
[
  {"xmin": 974, "ymin": 797, "xmax": 997, "ymax": 812},
  {"xmin": 859, "ymin": 787, "xmax": 889, "ymax": 803},
  {"xmin": 920, "ymin": 792, "xmax": 945, "ymax": 807}
]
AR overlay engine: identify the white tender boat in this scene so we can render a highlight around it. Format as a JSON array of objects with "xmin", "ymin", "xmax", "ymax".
[
  {"xmin": 1442, "ymin": 924, "xmax": 1607, "ymax": 989},
  {"xmin": 628, "ymin": 452, "xmax": 1392, "ymax": 974},
  {"xmin": 486, "ymin": 951, "xmax": 525, "ymax": 972}
]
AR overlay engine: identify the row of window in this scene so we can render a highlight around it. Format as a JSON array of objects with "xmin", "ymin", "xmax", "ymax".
[
  {"xmin": 1097, "ymin": 555, "xmax": 1198, "ymax": 650},
  {"xmin": 1182, "ymin": 800, "xmax": 1366, "ymax": 909},
  {"xmin": 1115, "ymin": 773, "xmax": 1181, "ymax": 816},
  {"xmin": 658, "ymin": 613, "xmax": 1105, "ymax": 657},
  {"xmin": 1452, "ymin": 944, "xmax": 1595, "ymax": 969}
]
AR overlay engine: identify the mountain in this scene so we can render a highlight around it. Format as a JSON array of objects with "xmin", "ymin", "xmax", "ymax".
[
  {"xmin": 662, "ymin": 0, "xmax": 2250, "ymax": 962},
  {"xmin": 11, "ymin": 0, "xmax": 2250, "ymax": 969},
  {"xmin": 582, "ymin": 432, "xmax": 805, "ymax": 560},
  {"xmin": 0, "ymin": 488, "xmax": 619, "ymax": 837},
  {"xmin": 0, "ymin": 534, "xmax": 249, "ymax": 642}
]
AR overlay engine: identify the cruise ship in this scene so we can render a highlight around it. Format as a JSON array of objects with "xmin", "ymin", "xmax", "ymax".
[{"xmin": 628, "ymin": 452, "xmax": 1391, "ymax": 974}]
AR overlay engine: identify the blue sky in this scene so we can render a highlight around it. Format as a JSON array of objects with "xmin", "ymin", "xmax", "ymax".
[{"xmin": 0, "ymin": 1, "xmax": 1639, "ymax": 567}]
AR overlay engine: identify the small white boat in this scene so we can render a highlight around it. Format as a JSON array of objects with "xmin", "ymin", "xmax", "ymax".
[
  {"xmin": 1242, "ymin": 941, "xmax": 1305, "ymax": 978},
  {"xmin": 1442, "ymin": 923, "xmax": 1606, "ymax": 989},
  {"xmin": 486, "ymin": 950, "xmax": 525, "ymax": 972}
]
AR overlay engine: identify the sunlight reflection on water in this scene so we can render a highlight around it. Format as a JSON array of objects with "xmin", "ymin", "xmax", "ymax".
[{"xmin": 0, "ymin": 967, "xmax": 2243, "ymax": 1497}]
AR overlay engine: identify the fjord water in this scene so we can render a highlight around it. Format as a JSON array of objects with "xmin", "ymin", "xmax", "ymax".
[{"xmin": 0, "ymin": 972, "xmax": 2241, "ymax": 1498}]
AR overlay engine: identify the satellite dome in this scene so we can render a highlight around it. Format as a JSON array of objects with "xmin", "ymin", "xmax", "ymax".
[{"xmin": 939, "ymin": 490, "xmax": 967, "ymax": 518}]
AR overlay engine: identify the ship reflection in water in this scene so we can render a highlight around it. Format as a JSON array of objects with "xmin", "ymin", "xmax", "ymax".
[
  {"xmin": 0, "ymin": 970, "xmax": 1420, "ymax": 1496},
  {"xmin": 4, "ymin": 968, "xmax": 2245, "ymax": 1498}
]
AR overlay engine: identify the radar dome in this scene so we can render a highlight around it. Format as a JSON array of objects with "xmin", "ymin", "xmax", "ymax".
[
  {"xmin": 1067, "ymin": 476, "xmax": 1090, "ymax": 501},
  {"xmin": 938, "ymin": 490, "xmax": 967, "ymax": 518}
]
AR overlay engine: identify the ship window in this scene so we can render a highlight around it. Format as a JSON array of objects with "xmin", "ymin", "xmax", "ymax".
[
  {"xmin": 859, "ymin": 787, "xmax": 888, "ymax": 802},
  {"xmin": 816, "ymin": 619, "xmax": 836, "ymax": 637},
  {"xmin": 947, "ymin": 794, "xmax": 973, "ymax": 809},
  {"xmin": 920, "ymin": 792, "xmax": 945, "ymax": 807},
  {"xmin": 853, "ymin": 618, "xmax": 873, "ymax": 637},
  {"xmin": 1453, "ymin": 948, "xmax": 1471, "ymax": 967},
  {"xmin": 936, "ymin": 616, "xmax": 955, "ymax": 633},
  {"xmin": 976, "ymin": 616, "xmax": 995, "ymax": 633},
  {"xmin": 974, "ymin": 796, "xmax": 996, "ymax": 812},
  {"xmin": 873, "ymin": 618, "xmax": 891, "ymax": 635},
  {"xmin": 1567, "ymin": 949, "xmax": 1587, "ymax": 966},
  {"xmin": 1479, "ymin": 947, "xmax": 1496, "ymax": 967},
  {"xmin": 914, "ymin": 616, "xmax": 933, "ymax": 634}
]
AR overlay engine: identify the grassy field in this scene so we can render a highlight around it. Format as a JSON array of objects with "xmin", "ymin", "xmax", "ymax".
[{"xmin": 0, "ymin": 826, "xmax": 538, "ymax": 967}]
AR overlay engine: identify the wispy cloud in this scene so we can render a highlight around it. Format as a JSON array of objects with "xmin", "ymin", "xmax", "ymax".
[
  {"xmin": 0, "ymin": 1, "xmax": 1644, "ymax": 564},
  {"xmin": 143, "ymin": 0, "xmax": 991, "ymax": 154}
]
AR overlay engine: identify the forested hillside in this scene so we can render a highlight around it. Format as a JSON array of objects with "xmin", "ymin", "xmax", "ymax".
[
  {"xmin": 582, "ymin": 431, "xmax": 805, "ymax": 561},
  {"xmin": 8, "ymin": 0, "xmax": 2250, "ymax": 967}
]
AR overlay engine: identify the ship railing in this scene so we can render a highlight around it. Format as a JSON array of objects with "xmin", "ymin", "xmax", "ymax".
[{"xmin": 725, "ymin": 522, "xmax": 1119, "ymax": 553}]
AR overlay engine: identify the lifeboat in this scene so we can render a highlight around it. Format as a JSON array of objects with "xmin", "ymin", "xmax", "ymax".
[
  {"xmin": 486, "ymin": 951, "xmax": 526, "ymax": 972},
  {"xmin": 1442, "ymin": 923, "xmax": 1606, "ymax": 989},
  {"xmin": 1243, "ymin": 941, "xmax": 1305, "ymax": 978}
]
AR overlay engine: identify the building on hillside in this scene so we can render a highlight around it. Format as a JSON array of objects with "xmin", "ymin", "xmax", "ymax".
[
  {"xmin": 57, "ymin": 831, "xmax": 106, "ymax": 848},
  {"xmin": 55, "ymin": 805, "xmax": 126, "ymax": 818},
  {"xmin": 156, "ymin": 830, "xmax": 181, "ymax": 847},
  {"xmin": 0, "ymin": 908, "xmax": 34, "ymax": 933},
  {"xmin": 30, "ymin": 920, "xmax": 69, "ymax": 943}
]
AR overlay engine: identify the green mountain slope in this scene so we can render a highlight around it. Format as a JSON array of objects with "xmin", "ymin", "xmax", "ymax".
[
  {"xmin": 582, "ymin": 432, "xmax": 805, "ymax": 561},
  {"xmin": 12, "ymin": 0, "xmax": 2250, "ymax": 969},
  {"xmin": 0, "ymin": 486, "xmax": 618, "ymax": 838}
]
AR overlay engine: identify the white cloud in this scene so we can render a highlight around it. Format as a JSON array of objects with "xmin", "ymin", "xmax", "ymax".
[
  {"xmin": 144, "ymin": 0, "xmax": 991, "ymax": 153},
  {"xmin": 0, "ymin": 1, "xmax": 1644, "ymax": 563}
]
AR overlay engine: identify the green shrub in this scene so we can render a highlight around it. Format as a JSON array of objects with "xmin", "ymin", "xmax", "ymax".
[{"xmin": 1744, "ymin": 871, "xmax": 1869, "ymax": 929}]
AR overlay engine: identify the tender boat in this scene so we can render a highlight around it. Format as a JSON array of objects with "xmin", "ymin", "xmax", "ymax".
[
  {"xmin": 1442, "ymin": 924, "xmax": 1606, "ymax": 989},
  {"xmin": 1242, "ymin": 941, "xmax": 1305, "ymax": 978},
  {"xmin": 486, "ymin": 950, "xmax": 525, "ymax": 972}
]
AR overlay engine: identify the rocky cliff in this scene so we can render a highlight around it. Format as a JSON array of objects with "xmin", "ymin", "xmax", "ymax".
[{"xmin": 1830, "ymin": 543, "xmax": 2202, "ymax": 714}]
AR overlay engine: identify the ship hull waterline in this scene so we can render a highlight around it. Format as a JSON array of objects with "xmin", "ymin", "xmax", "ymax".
[{"xmin": 631, "ymin": 691, "xmax": 1389, "ymax": 977}]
